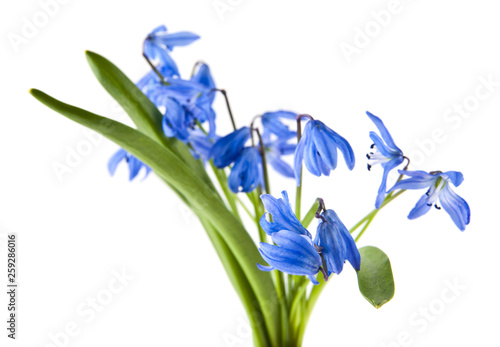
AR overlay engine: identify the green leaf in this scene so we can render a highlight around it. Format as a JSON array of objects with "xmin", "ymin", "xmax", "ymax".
[
  {"xmin": 30, "ymin": 89, "xmax": 281, "ymax": 346},
  {"xmin": 356, "ymin": 246, "xmax": 395, "ymax": 309},
  {"xmin": 85, "ymin": 50, "xmax": 214, "ymax": 190}
]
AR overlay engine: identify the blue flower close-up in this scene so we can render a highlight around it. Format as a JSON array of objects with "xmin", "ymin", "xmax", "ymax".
[
  {"xmin": 257, "ymin": 230, "xmax": 322, "ymax": 285},
  {"xmin": 260, "ymin": 191, "xmax": 311, "ymax": 237},
  {"xmin": 314, "ymin": 209, "xmax": 361, "ymax": 275},
  {"xmin": 366, "ymin": 111, "xmax": 405, "ymax": 209},
  {"xmin": 143, "ymin": 25, "xmax": 199, "ymax": 77},
  {"xmin": 228, "ymin": 147, "xmax": 263, "ymax": 193},
  {"xmin": 389, "ymin": 170, "xmax": 471, "ymax": 231},
  {"xmin": 294, "ymin": 119, "xmax": 355, "ymax": 186},
  {"xmin": 210, "ymin": 127, "xmax": 251, "ymax": 168}
]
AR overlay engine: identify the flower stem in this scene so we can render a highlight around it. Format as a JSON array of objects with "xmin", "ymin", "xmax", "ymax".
[
  {"xmin": 254, "ymin": 127, "xmax": 271, "ymax": 195},
  {"xmin": 215, "ymin": 89, "xmax": 237, "ymax": 131},
  {"xmin": 301, "ymin": 199, "xmax": 320, "ymax": 228},
  {"xmin": 142, "ymin": 53, "xmax": 167, "ymax": 84}
]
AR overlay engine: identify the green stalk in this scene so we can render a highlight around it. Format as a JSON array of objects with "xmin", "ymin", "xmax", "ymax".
[
  {"xmin": 210, "ymin": 162, "xmax": 242, "ymax": 223},
  {"xmin": 199, "ymin": 217, "xmax": 271, "ymax": 347},
  {"xmin": 295, "ymin": 167, "xmax": 303, "ymax": 220},
  {"xmin": 301, "ymin": 199, "xmax": 320, "ymax": 228},
  {"xmin": 296, "ymin": 189, "xmax": 408, "ymax": 344}
]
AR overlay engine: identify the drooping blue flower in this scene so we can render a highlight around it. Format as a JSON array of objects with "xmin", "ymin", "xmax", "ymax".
[
  {"xmin": 314, "ymin": 209, "xmax": 361, "ymax": 275},
  {"xmin": 294, "ymin": 119, "xmax": 355, "ymax": 186},
  {"xmin": 260, "ymin": 191, "xmax": 311, "ymax": 237},
  {"xmin": 108, "ymin": 149, "xmax": 151, "ymax": 181},
  {"xmin": 257, "ymin": 230, "xmax": 322, "ymax": 285},
  {"xmin": 259, "ymin": 111, "xmax": 297, "ymax": 178},
  {"xmin": 261, "ymin": 110, "xmax": 297, "ymax": 140},
  {"xmin": 228, "ymin": 147, "xmax": 263, "ymax": 193},
  {"xmin": 161, "ymin": 97, "xmax": 190, "ymax": 142},
  {"xmin": 143, "ymin": 25, "xmax": 200, "ymax": 77},
  {"xmin": 189, "ymin": 131, "xmax": 219, "ymax": 162},
  {"xmin": 366, "ymin": 111, "xmax": 405, "ymax": 208},
  {"xmin": 389, "ymin": 170, "xmax": 470, "ymax": 231},
  {"xmin": 210, "ymin": 127, "xmax": 251, "ymax": 168},
  {"xmin": 265, "ymin": 138, "xmax": 296, "ymax": 178}
]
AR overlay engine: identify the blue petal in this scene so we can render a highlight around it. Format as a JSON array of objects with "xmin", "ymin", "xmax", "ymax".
[
  {"xmin": 439, "ymin": 184, "xmax": 470, "ymax": 231},
  {"xmin": 375, "ymin": 157, "xmax": 404, "ymax": 209},
  {"xmin": 259, "ymin": 191, "xmax": 310, "ymax": 237},
  {"xmin": 162, "ymin": 98, "xmax": 189, "ymax": 142},
  {"xmin": 311, "ymin": 123, "xmax": 338, "ymax": 170},
  {"xmin": 338, "ymin": 222, "xmax": 361, "ymax": 271},
  {"xmin": 389, "ymin": 170, "xmax": 435, "ymax": 192},
  {"xmin": 268, "ymin": 155, "xmax": 295, "ymax": 178},
  {"xmin": 315, "ymin": 221, "xmax": 346, "ymax": 275},
  {"xmin": 228, "ymin": 147, "xmax": 262, "ymax": 193},
  {"xmin": 154, "ymin": 31, "xmax": 200, "ymax": 51},
  {"xmin": 257, "ymin": 263, "xmax": 274, "ymax": 272},
  {"xmin": 127, "ymin": 156, "xmax": 143, "ymax": 181},
  {"xmin": 369, "ymin": 132, "xmax": 394, "ymax": 158},
  {"xmin": 108, "ymin": 149, "xmax": 127, "ymax": 176},
  {"xmin": 408, "ymin": 194, "xmax": 433, "ymax": 219},
  {"xmin": 293, "ymin": 124, "xmax": 308, "ymax": 186},
  {"xmin": 366, "ymin": 111, "xmax": 402, "ymax": 152},
  {"xmin": 304, "ymin": 132, "xmax": 323, "ymax": 177},
  {"xmin": 258, "ymin": 231, "xmax": 321, "ymax": 276},
  {"xmin": 210, "ymin": 127, "xmax": 251, "ymax": 168},
  {"xmin": 324, "ymin": 125, "xmax": 355, "ymax": 170},
  {"xmin": 261, "ymin": 111, "xmax": 297, "ymax": 139},
  {"xmin": 442, "ymin": 171, "xmax": 464, "ymax": 187},
  {"xmin": 308, "ymin": 275, "xmax": 320, "ymax": 285}
]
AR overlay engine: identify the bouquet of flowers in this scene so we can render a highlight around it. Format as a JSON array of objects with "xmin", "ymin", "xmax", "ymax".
[{"xmin": 30, "ymin": 25, "xmax": 470, "ymax": 347}]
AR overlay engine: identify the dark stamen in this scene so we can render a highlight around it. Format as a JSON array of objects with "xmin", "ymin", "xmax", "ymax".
[
  {"xmin": 366, "ymin": 154, "xmax": 371, "ymax": 159},
  {"xmin": 427, "ymin": 203, "xmax": 432, "ymax": 206},
  {"xmin": 434, "ymin": 205, "xmax": 441, "ymax": 210},
  {"xmin": 367, "ymin": 164, "xmax": 372, "ymax": 171},
  {"xmin": 370, "ymin": 143, "xmax": 376, "ymax": 149}
]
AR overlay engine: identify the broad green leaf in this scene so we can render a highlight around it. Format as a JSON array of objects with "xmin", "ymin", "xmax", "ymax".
[
  {"xmin": 30, "ymin": 89, "xmax": 281, "ymax": 346},
  {"xmin": 85, "ymin": 51, "xmax": 214, "ymax": 189},
  {"xmin": 357, "ymin": 246, "xmax": 395, "ymax": 309}
]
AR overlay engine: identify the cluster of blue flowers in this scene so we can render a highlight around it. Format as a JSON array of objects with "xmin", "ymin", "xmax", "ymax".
[
  {"xmin": 108, "ymin": 26, "xmax": 470, "ymax": 279},
  {"xmin": 257, "ymin": 191, "xmax": 361, "ymax": 284},
  {"xmin": 366, "ymin": 111, "xmax": 470, "ymax": 231}
]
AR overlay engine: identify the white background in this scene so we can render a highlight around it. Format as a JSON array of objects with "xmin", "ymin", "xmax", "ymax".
[{"xmin": 1, "ymin": 0, "xmax": 499, "ymax": 346}]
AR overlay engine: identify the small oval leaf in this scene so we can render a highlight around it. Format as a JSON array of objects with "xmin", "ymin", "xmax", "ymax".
[{"xmin": 356, "ymin": 246, "xmax": 395, "ymax": 309}]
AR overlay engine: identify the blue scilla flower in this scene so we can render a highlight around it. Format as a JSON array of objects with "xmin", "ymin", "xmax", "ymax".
[
  {"xmin": 261, "ymin": 110, "xmax": 297, "ymax": 140},
  {"xmin": 257, "ymin": 230, "xmax": 322, "ymax": 285},
  {"xmin": 143, "ymin": 25, "xmax": 200, "ymax": 78},
  {"xmin": 189, "ymin": 131, "xmax": 219, "ymax": 162},
  {"xmin": 265, "ymin": 138, "xmax": 296, "ymax": 178},
  {"xmin": 260, "ymin": 111, "xmax": 297, "ymax": 178},
  {"xmin": 366, "ymin": 111, "xmax": 405, "ymax": 209},
  {"xmin": 294, "ymin": 119, "xmax": 355, "ymax": 186},
  {"xmin": 260, "ymin": 191, "xmax": 311, "ymax": 237},
  {"xmin": 389, "ymin": 170, "xmax": 471, "ymax": 231},
  {"xmin": 314, "ymin": 209, "xmax": 361, "ymax": 275},
  {"xmin": 108, "ymin": 149, "xmax": 151, "ymax": 181},
  {"xmin": 228, "ymin": 147, "xmax": 263, "ymax": 193},
  {"xmin": 210, "ymin": 127, "xmax": 251, "ymax": 168}
]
